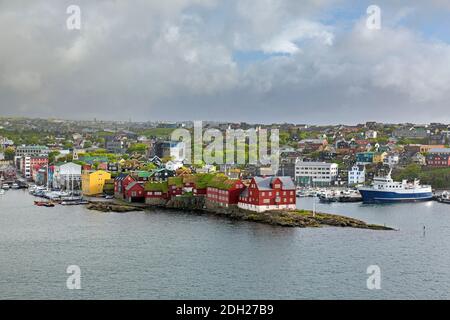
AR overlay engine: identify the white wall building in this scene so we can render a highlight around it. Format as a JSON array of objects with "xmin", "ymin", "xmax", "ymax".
[
  {"xmin": 295, "ymin": 159, "xmax": 338, "ymax": 186},
  {"xmin": 348, "ymin": 164, "xmax": 365, "ymax": 185},
  {"xmin": 52, "ymin": 162, "xmax": 82, "ymax": 190},
  {"xmin": 383, "ymin": 153, "xmax": 400, "ymax": 167},
  {"xmin": 365, "ymin": 130, "xmax": 378, "ymax": 139}
]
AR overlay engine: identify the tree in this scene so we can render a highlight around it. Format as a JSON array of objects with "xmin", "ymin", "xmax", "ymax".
[
  {"xmin": 48, "ymin": 151, "xmax": 60, "ymax": 164},
  {"xmin": 4, "ymin": 147, "xmax": 15, "ymax": 161},
  {"xmin": 128, "ymin": 143, "xmax": 148, "ymax": 154}
]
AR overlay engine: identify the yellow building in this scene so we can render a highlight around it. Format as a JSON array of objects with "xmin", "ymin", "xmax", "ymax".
[
  {"xmin": 82, "ymin": 170, "xmax": 112, "ymax": 196},
  {"xmin": 373, "ymin": 152, "xmax": 387, "ymax": 164}
]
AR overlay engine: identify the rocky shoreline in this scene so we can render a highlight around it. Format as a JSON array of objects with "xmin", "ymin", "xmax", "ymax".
[{"xmin": 85, "ymin": 198, "xmax": 394, "ymax": 231}]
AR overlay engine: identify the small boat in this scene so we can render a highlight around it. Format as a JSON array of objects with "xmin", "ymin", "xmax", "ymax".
[
  {"xmin": 318, "ymin": 192, "xmax": 338, "ymax": 203},
  {"xmin": 105, "ymin": 195, "xmax": 114, "ymax": 199},
  {"xmin": 11, "ymin": 183, "xmax": 19, "ymax": 189},
  {"xmin": 34, "ymin": 201, "xmax": 55, "ymax": 207},
  {"xmin": 437, "ymin": 191, "xmax": 450, "ymax": 204},
  {"xmin": 2, "ymin": 184, "xmax": 10, "ymax": 190}
]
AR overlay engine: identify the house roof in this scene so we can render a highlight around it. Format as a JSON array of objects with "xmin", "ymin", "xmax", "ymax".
[
  {"xmin": 253, "ymin": 176, "xmax": 295, "ymax": 190},
  {"xmin": 115, "ymin": 173, "xmax": 130, "ymax": 181},
  {"xmin": 125, "ymin": 181, "xmax": 144, "ymax": 192}
]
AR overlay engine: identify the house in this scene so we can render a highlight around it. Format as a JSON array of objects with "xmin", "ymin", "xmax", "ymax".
[
  {"xmin": 356, "ymin": 152, "xmax": 374, "ymax": 165},
  {"xmin": 348, "ymin": 165, "xmax": 365, "ymax": 186},
  {"xmin": 150, "ymin": 168, "xmax": 175, "ymax": 181},
  {"xmin": 373, "ymin": 152, "xmax": 387, "ymax": 164},
  {"xmin": 124, "ymin": 181, "xmax": 145, "ymax": 203},
  {"xmin": 298, "ymin": 139, "xmax": 328, "ymax": 152},
  {"xmin": 165, "ymin": 160, "xmax": 184, "ymax": 171},
  {"xmin": 383, "ymin": 153, "xmax": 400, "ymax": 167},
  {"xmin": 238, "ymin": 176, "xmax": 296, "ymax": 213},
  {"xmin": 168, "ymin": 176, "xmax": 183, "ymax": 198},
  {"xmin": 81, "ymin": 170, "xmax": 112, "ymax": 196},
  {"xmin": 145, "ymin": 181, "xmax": 169, "ymax": 205},
  {"xmin": 365, "ymin": 130, "xmax": 378, "ymax": 139},
  {"xmin": 148, "ymin": 156, "xmax": 163, "ymax": 167},
  {"xmin": 411, "ymin": 153, "xmax": 426, "ymax": 166},
  {"xmin": 426, "ymin": 154, "xmax": 450, "ymax": 168},
  {"xmin": 114, "ymin": 173, "xmax": 136, "ymax": 199},
  {"xmin": 206, "ymin": 176, "xmax": 246, "ymax": 208}
]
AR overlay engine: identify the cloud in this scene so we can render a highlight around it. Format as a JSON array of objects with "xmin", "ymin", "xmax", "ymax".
[{"xmin": 0, "ymin": 0, "xmax": 450, "ymax": 124}]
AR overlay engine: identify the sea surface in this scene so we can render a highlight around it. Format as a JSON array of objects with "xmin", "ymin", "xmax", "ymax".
[{"xmin": 1, "ymin": 190, "xmax": 450, "ymax": 299}]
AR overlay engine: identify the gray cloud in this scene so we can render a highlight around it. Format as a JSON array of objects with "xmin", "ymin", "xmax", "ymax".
[{"xmin": 0, "ymin": 0, "xmax": 450, "ymax": 124}]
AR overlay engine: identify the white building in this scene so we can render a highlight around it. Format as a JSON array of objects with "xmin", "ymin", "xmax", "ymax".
[
  {"xmin": 295, "ymin": 159, "xmax": 338, "ymax": 186},
  {"xmin": 52, "ymin": 162, "xmax": 82, "ymax": 190},
  {"xmin": 165, "ymin": 160, "xmax": 184, "ymax": 171},
  {"xmin": 383, "ymin": 153, "xmax": 400, "ymax": 167},
  {"xmin": 365, "ymin": 130, "xmax": 378, "ymax": 139},
  {"xmin": 348, "ymin": 164, "xmax": 365, "ymax": 186}
]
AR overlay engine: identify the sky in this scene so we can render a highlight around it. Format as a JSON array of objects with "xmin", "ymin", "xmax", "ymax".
[{"xmin": 1, "ymin": 0, "xmax": 450, "ymax": 124}]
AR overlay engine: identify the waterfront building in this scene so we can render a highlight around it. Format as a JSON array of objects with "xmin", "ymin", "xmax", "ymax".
[
  {"xmin": 114, "ymin": 173, "xmax": 136, "ymax": 199},
  {"xmin": 206, "ymin": 177, "xmax": 245, "ymax": 208},
  {"xmin": 124, "ymin": 181, "xmax": 145, "ymax": 203},
  {"xmin": 52, "ymin": 162, "xmax": 82, "ymax": 190},
  {"xmin": 348, "ymin": 164, "xmax": 365, "ymax": 186},
  {"xmin": 145, "ymin": 181, "xmax": 169, "ymax": 204},
  {"xmin": 295, "ymin": 159, "xmax": 338, "ymax": 186},
  {"xmin": 21, "ymin": 156, "xmax": 48, "ymax": 179},
  {"xmin": 81, "ymin": 170, "xmax": 112, "ymax": 196},
  {"xmin": 238, "ymin": 176, "xmax": 296, "ymax": 213},
  {"xmin": 168, "ymin": 177, "xmax": 183, "ymax": 198}
]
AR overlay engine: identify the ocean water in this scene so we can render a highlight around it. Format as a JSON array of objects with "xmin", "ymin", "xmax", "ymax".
[{"xmin": 1, "ymin": 190, "xmax": 450, "ymax": 299}]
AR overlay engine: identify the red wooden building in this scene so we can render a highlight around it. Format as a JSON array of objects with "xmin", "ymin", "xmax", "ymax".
[
  {"xmin": 124, "ymin": 181, "xmax": 145, "ymax": 203},
  {"xmin": 206, "ymin": 179, "xmax": 246, "ymax": 207},
  {"xmin": 426, "ymin": 154, "xmax": 450, "ymax": 167},
  {"xmin": 114, "ymin": 173, "xmax": 136, "ymax": 199},
  {"xmin": 238, "ymin": 176, "xmax": 296, "ymax": 213}
]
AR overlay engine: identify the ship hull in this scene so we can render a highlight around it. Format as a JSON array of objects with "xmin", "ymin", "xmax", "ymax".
[{"xmin": 358, "ymin": 189, "xmax": 433, "ymax": 203}]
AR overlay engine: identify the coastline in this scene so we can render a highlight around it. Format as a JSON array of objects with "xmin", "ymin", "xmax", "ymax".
[{"xmin": 85, "ymin": 197, "xmax": 394, "ymax": 231}]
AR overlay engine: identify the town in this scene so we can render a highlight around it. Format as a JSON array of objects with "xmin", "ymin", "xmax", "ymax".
[{"xmin": 0, "ymin": 117, "xmax": 449, "ymax": 211}]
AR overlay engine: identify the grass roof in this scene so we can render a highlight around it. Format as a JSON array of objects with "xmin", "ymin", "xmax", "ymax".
[{"xmin": 144, "ymin": 181, "xmax": 168, "ymax": 193}]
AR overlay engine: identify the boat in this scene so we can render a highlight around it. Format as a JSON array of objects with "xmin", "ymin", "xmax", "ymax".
[
  {"xmin": 11, "ymin": 183, "xmax": 19, "ymax": 189},
  {"xmin": 318, "ymin": 191, "xmax": 338, "ymax": 203},
  {"xmin": 61, "ymin": 200, "xmax": 89, "ymax": 205},
  {"xmin": 358, "ymin": 170, "xmax": 433, "ymax": 203},
  {"xmin": 34, "ymin": 201, "xmax": 55, "ymax": 207},
  {"xmin": 338, "ymin": 189, "xmax": 363, "ymax": 203},
  {"xmin": 2, "ymin": 184, "xmax": 10, "ymax": 190},
  {"xmin": 437, "ymin": 191, "xmax": 450, "ymax": 204}
]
